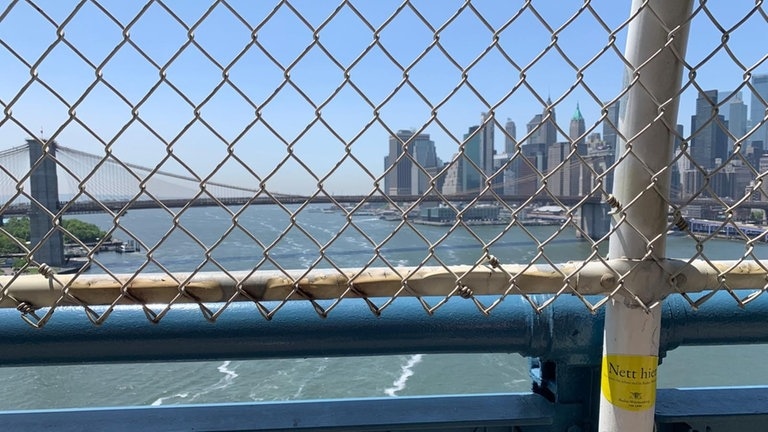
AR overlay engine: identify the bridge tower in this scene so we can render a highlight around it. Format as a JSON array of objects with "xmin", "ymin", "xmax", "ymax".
[
  {"xmin": 27, "ymin": 138, "xmax": 64, "ymax": 267},
  {"xmin": 578, "ymin": 201, "xmax": 611, "ymax": 240}
]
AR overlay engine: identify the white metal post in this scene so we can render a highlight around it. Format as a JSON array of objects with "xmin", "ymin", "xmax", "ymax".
[{"xmin": 599, "ymin": 1, "xmax": 693, "ymax": 431}]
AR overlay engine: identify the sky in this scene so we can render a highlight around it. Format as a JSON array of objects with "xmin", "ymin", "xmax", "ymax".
[{"xmin": 0, "ymin": 0, "xmax": 767, "ymax": 195}]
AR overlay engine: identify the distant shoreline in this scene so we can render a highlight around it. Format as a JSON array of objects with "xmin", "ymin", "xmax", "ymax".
[{"xmin": 1, "ymin": 259, "xmax": 90, "ymax": 276}]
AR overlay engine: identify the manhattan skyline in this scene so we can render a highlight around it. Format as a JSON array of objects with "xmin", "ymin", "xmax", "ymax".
[{"xmin": 1, "ymin": 1, "xmax": 767, "ymax": 195}]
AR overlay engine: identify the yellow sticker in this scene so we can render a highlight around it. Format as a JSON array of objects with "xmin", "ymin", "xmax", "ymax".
[{"xmin": 601, "ymin": 354, "xmax": 657, "ymax": 411}]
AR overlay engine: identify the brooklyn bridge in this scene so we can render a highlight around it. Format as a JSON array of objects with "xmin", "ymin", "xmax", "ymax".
[
  {"xmin": 1, "ymin": 137, "xmax": 761, "ymax": 260},
  {"xmin": 0, "ymin": 140, "xmax": 759, "ymax": 215},
  {"xmin": 0, "ymin": 139, "xmax": 613, "ymax": 215}
]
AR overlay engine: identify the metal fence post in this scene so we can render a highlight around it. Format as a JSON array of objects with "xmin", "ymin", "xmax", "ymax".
[{"xmin": 599, "ymin": 1, "xmax": 693, "ymax": 431}]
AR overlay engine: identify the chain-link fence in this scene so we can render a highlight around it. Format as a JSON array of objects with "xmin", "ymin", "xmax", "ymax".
[{"xmin": 1, "ymin": 0, "xmax": 767, "ymax": 327}]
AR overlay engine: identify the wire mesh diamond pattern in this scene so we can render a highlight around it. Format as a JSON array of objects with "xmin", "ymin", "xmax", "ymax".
[{"xmin": 1, "ymin": 1, "xmax": 768, "ymax": 326}]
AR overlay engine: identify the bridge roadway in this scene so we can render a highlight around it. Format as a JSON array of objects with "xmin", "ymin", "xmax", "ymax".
[{"xmin": 0, "ymin": 194, "xmax": 759, "ymax": 216}]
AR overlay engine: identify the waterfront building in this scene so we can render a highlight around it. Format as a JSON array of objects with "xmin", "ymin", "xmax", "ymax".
[{"xmin": 419, "ymin": 203, "xmax": 500, "ymax": 223}]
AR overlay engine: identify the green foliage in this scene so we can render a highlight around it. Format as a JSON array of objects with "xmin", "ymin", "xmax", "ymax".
[
  {"xmin": 750, "ymin": 209, "xmax": 765, "ymax": 223},
  {"xmin": 62, "ymin": 219, "xmax": 108, "ymax": 244},
  {"xmin": 0, "ymin": 217, "xmax": 29, "ymax": 254},
  {"xmin": 4, "ymin": 217, "xmax": 30, "ymax": 241},
  {"xmin": 0, "ymin": 232, "xmax": 23, "ymax": 254},
  {"xmin": 0, "ymin": 217, "xmax": 108, "ymax": 256}
]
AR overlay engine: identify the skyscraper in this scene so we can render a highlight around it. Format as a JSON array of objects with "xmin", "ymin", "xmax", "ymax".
[
  {"xmin": 385, "ymin": 130, "xmax": 436, "ymax": 195},
  {"xmin": 479, "ymin": 111, "xmax": 495, "ymax": 177},
  {"xmin": 728, "ymin": 91, "xmax": 748, "ymax": 151},
  {"xmin": 462, "ymin": 125, "xmax": 482, "ymax": 193},
  {"xmin": 718, "ymin": 91, "xmax": 732, "ymax": 122},
  {"xmin": 499, "ymin": 118, "xmax": 518, "ymax": 194},
  {"xmin": 671, "ymin": 124, "xmax": 685, "ymax": 199},
  {"xmin": 547, "ymin": 141, "xmax": 571, "ymax": 197},
  {"xmin": 515, "ymin": 99, "xmax": 557, "ymax": 196},
  {"xmin": 750, "ymin": 74, "xmax": 768, "ymax": 148},
  {"xmin": 412, "ymin": 134, "xmax": 439, "ymax": 194},
  {"xmin": 526, "ymin": 97, "xmax": 557, "ymax": 147},
  {"xmin": 688, "ymin": 90, "xmax": 729, "ymax": 198},
  {"xmin": 569, "ymin": 104, "xmax": 589, "ymax": 196},
  {"xmin": 504, "ymin": 118, "xmax": 517, "ymax": 154},
  {"xmin": 569, "ymin": 103, "xmax": 586, "ymax": 148},
  {"xmin": 442, "ymin": 123, "xmax": 487, "ymax": 195},
  {"xmin": 547, "ymin": 104, "xmax": 589, "ymax": 197},
  {"xmin": 602, "ymin": 100, "xmax": 620, "ymax": 149},
  {"xmin": 690, "ymin": 90, "xmax": 728, "ymax": 170}
]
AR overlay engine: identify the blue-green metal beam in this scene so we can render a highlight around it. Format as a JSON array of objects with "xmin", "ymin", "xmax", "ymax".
[
  {"xmin": 0, "ymin": 292, "xmax": 766, "ymax": 366},
  {"xmin": 0, "ymin": 393, "xmax": 553, "ymax": 432}
]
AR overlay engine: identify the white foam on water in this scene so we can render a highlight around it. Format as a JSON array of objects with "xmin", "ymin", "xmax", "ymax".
[
  {"xmin": 288, "ymin": 358, "xmax": 329, "ymax": 400},
  {"xmin": 384, "ymin": 354, "xmax": 423, "ymax": 397},
  {"xmin": 354, "ymin": 218, "xmax": 379, "ymax": 223},
  {"xmin": 188, "ymin": 361, "xmax": 241, "ymax": 402},
  {"xmin": 150, "ymin": 392, "xmax": 189, "ymax": 406},
  {"xmin": 293, "ymin": 383, "xmax": 307, "ymax": 399},
  {"xmin": 217, "ymin": 360, "xmax": 239, "ymax": 382}
]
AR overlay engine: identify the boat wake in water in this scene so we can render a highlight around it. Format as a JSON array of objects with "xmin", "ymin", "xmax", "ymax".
[
  {"xmin": 151, "ymin": 361, "xmax": 240, "ymax": 406},
  {"xmin": 384, "ymin": 354, "xmax": 423, "ymax": 397}
]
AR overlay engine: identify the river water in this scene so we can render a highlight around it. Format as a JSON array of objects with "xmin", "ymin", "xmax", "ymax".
[{"xmin": 1, "ymin": 205, "xmax": 767, "ymax": 410}]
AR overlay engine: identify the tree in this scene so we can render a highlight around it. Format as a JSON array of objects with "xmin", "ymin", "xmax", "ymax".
[
  {"xmin": 4, "ymin": 217, "xmax": 30, "ymax": 240},
  {"xmin": 0, "ymin": 217, "xmax": 29, "ymax": 254},
  {"xmin": 0, "ymin": 217, "xmax": 109, "ymax": 254},
  {"xmin": 62, "ymin": 219, "xmax": 108, "ymax": 244},
  {"xmin": 0, "ymin": 232, "xmax": 23, "ymax": 254},
  {"xmin": 750, "ymin": 209, "xmax": 765, "ymax": 224}
]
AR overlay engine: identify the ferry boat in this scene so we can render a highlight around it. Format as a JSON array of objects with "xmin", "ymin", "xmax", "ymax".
[
  {"xmin": 378, "ymin": 210, "xmax": 401, "ymax": 221},
  {"xmin": 685, "ymin": 218, "xmax": 768, "ymax": 242}
]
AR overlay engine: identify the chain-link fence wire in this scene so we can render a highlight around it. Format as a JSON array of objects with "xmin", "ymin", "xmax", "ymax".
[{"xmin": 0, "ymin": 0, "xmax": 767, "ymax": 326}]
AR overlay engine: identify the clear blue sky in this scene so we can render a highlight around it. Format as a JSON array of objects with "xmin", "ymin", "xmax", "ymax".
[{"xmin": 1, "ymin": 1, "xmax": 766, "ymax": 195}]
